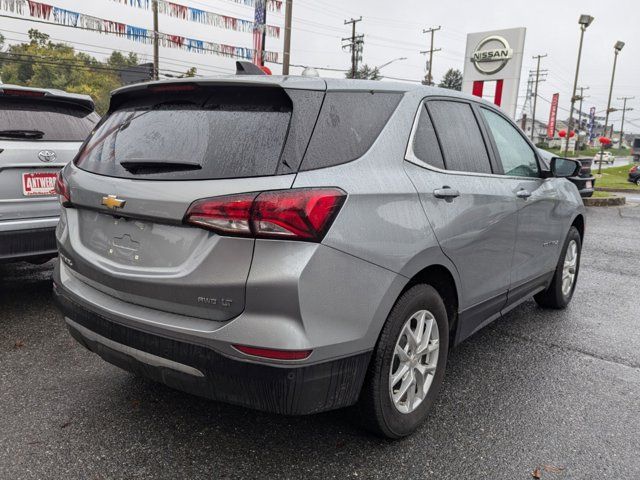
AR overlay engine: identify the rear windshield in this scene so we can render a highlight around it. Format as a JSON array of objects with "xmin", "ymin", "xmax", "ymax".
[
  {"xmin": 0, "ymin": 99, "xmax": 98, "ymax": 141},
  {"xmin": 75, "ymin": 86, "xmax": 293, "ymax": 180}
]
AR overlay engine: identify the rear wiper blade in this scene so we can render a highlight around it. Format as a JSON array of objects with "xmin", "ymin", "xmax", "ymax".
[
  {"xmin": 0, "ymin": 129, "xmax": 45, "ymax": 139},
  {"xmin": 119, "ymin": 160, "xmax": 202, "ymax": 175}
]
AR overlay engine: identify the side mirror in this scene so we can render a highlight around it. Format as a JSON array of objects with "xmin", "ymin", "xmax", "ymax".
[{"xmin": 550, "ymin": 157, "xmax": 581, "ymax": 178}]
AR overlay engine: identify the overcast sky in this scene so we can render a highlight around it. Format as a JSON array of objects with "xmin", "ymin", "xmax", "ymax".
[{"xmin": 2, "ymin": 0, "xmax": 639, "ymax": 132}]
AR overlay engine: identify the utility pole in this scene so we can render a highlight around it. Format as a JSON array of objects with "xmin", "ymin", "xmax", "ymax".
[
  {"xmin": 342, "ymin": 17, "xmax": 363, "ymax": 79},
  {"xmin": 617, "ymin": 96, "xmax": 635, "ymax": 149},
  {"xmin": 530, "ymin": 54, "xmax": 547, "ymax": 142},
  {"xmin": 576, "ymin": 86, "xmax": 590, "ymax": 130},
  {"xmin": 420, "ymin": 26, "xmax": 441, "ymax": 86},
  {"xmin": 282, "ymin": 0, "xmax": 293, "ymax": 75},
  {"xmin": 152, "ymin": 0, "xmax": 159, "ymax": 80}
]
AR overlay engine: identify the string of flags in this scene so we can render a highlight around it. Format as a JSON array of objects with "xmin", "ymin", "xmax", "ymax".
[
  {"xmin": 112, "ymin": 0, "xmax": 281, "ymax": 38},
  {"xmin": 0, "ymin": 0, "xmax": 279, "ymax": 63},
  {"xmin": 111, "ymin": 0, "xmax": 282, "ymax": 12}
]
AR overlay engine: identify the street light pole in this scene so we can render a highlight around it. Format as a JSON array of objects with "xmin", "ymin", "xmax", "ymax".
[
  {"xmin": 564, "ymin": 14, "xmax": 593, "ymax": 158},
  {"xmin": 598, "ymin": 41, "xmax": 625, "ymax": 175},
  {"xmin": 376, "ymin": 57, "xmax": 407, "ymax": 70}
]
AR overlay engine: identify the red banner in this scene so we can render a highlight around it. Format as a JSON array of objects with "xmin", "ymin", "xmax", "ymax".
[{"xmin": 547, "ymin": 93, "xmax": 559, "ymax": 138}]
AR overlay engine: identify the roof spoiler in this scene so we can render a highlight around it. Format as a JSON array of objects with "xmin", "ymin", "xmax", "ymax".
[
  {"xmin": 0, "ymin": 85, "xmax": 95, "ymax": 111},
  {"xmin": 235, "ymin": 61, "xmax": 269, "ymax": 76}
]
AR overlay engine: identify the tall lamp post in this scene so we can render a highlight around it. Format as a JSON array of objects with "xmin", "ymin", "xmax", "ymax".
[
  {"xmin": 598, "ymin": 40, "xmax": 625, "ymax": 175},
  {"xmin": 564, "ymin": 14, "xmax": 594, "ymax": 158},
  {"xmin": 376, "ymin": 57, "xmax": 407, "ymax": 70}
]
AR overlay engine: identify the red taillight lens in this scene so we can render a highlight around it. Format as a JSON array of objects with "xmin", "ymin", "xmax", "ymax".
[
  {"xmin": 233, "ymin": 344, "xmax": 312, "ymax": 360},
  {"xmin": 185, "ymin": 188, "xmax": 346, "ymax": 242},
  {"xmin": 54, "ymin": 171, "xmax": 71, "ymax": 206},
  {"xmin": 253, "ymin": 188, "xmax": 346, "ymax": 240},
  {"xmin": 186, "ymin": 193, "xmax": 257, "ymax": 236}
]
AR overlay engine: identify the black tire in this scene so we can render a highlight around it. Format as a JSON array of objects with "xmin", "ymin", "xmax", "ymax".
[
  {"xmin": 635, "ymin": 178, "xmax": 640, "ymax": 187},
  {"xmin": 534, "ymin": 226, "xmax": 581, "ymax": 309},
  {"xmin": 358, "ymin": 284, "xmax": 449, "ymax": 439}
]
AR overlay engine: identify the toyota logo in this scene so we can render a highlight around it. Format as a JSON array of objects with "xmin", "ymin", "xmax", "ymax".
[
  {"xmin": 471, "ymin": 35, "xmax": 514, "ymax": 75},
  {"xmin": 38, "ymin": 150, "xmax": 57, "ymax": 162}
]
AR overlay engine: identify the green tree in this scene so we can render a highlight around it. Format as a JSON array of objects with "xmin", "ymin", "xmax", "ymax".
[
  {"xmin": 345, "ymin": 64, "xmax": 381, "ymax": 80},
  {"xmin": 182, "ymin": 67, "xmax": 197, "ymax": 78},
  {"xmin": 438, "ymin": 68, "xmax": 463, "ymax": 91},
  {"xmin": 0, "ymin": 29, "xmax": 140, "ymax": 114}
]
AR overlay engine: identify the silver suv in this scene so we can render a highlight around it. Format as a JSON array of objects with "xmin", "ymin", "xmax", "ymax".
[
  {"xmin": 0, "ymin": 85, "xmax": 98, "ymax": 263},
  {"xmin": 53, "ymin": 77, "xmax": 585, "ymax": 438}
]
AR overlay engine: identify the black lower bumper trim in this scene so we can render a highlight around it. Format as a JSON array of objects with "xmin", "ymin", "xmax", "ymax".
[
  {"xmin": 0, "ymin": 227, "xmax": 57, "ymax": 262},
  {"xmin": 54, "ymin": 282, "xmax": 371, "ymax": 415}
]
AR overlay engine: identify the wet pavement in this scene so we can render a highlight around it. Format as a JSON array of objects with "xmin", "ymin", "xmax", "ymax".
[{"xmin": 1, "ymin": 204, "xmax": 639, "ymax": 479}]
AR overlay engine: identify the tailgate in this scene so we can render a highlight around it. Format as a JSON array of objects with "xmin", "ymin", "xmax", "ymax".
[{"xmin": 0, "ymin": 140, "xmax": 82, "ymax": 221}]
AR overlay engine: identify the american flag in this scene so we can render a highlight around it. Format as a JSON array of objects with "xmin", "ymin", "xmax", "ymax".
[{"xmin": 253, "ymin": 0, "xmax": 266, "ymax": 66}]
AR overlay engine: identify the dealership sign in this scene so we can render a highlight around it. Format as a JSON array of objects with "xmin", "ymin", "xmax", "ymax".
[
  {"xmin": 462, "ymin": 28, "xmax": 526, "ymax": 119},
  {"xmin": 471, "ymin": 36, "xmax": 514, "ymax": 75}
]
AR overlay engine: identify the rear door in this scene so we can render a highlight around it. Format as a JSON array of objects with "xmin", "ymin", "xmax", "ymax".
[
  {"xmin": 0, "ymin": 96, "xmax": 98, "ymax": 222},
  {"xmin": 60, "ymin": 82, "xmax": 325, "ymax": 322},
  {"xmin": 477, "ymin": 106, "xmax": 565, "ymax": 301},
  {"xmin": 404, "ymin": 99, "xmax": 518, "ymax": 339}
]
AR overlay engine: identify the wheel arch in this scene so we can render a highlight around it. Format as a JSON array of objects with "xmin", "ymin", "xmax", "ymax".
[
  {"xmin": 402, "ymin": 264, "xmax": 459, "ymax": 344},
  {"xmin": 571, "ymin": 213, "xmax": 585, "ymax": 242}
]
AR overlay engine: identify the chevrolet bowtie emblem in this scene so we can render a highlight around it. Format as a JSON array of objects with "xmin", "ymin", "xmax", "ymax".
[{"xmin": 101, "ymin": 195, "xmax": 126, "ymax": 210}]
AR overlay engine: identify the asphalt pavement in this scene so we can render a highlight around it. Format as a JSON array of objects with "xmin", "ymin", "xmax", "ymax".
[{"xmin": 1, "ymin": 204, "xmax": 639, "ymax": 479}]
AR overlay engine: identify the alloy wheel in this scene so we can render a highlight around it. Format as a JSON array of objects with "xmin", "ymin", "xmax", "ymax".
[
  {"xmin": 562, "ymin": 239, "xmax": 578, "ymax": 296},
  {"xmin": 389, "ymin": 310, "xmax": 439, "ymax": 414}
]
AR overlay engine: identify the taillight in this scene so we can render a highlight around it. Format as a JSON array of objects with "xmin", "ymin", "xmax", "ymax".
[
  {"xmin": 54, "ymin": 171, "xmax": 71, "ymax": 206},
  {"xmin": 185, "ymin": 188, "xmax": 346, "ymax": 242}
]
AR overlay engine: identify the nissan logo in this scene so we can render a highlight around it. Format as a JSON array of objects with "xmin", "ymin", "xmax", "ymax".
[
  {"xmin": 471, "ymin": 35, "xmax": 513, "ymax": 75},
  {"xmin": 38, "ymin": 150, "xmax": 57, "ymax": 162}
]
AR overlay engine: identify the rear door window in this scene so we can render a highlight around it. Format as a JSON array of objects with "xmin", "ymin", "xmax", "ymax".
[
  {"xmin": 427, "ymin": 100, "xmax": 492, "ymax": 174},
  {"xmin": 0, "ymin": 99, "xmax": 98, "ymax": 141},
  {"xmin": 75, "ymin": 86, "xmax": 295, "ymax": 180},
  {"xmin": 300, "ymin": 91, "xmax": 402, "ymax": 171}
]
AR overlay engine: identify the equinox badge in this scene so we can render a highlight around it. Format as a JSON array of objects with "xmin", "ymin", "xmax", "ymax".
[{"xmin": 102, "ymin": 195, "xmax": 126, "ymax": 210}]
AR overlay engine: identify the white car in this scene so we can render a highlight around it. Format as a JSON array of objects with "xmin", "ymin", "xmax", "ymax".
[{"xmin": 593, "ymin": 151, "xmax": 615, "ymax": 164}]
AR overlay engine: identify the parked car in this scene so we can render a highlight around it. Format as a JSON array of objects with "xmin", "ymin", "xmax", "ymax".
[
  {"xmin": 629, "ymin": 164, "xmax": 640, "ymax": 186},
  {"xmin": 0, "ymin": 85, "xmax": 98, "ymax": 263},
  {"xmin": 53, "ymin": 78, "xmax": 585, "ymax": 438},
  {"xmin": 593, "ymin": 151, "xmax": 615, "ymax": 164},
  {"xmin": 632, "ymin": 137, "xmax": 640, "ymax": 162},
  {"xmin": 538, "ymin": 149, "xmax": 595, "ymax": 197}
]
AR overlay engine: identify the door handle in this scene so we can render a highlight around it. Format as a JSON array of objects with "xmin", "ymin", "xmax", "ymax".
[
  {"xmin": 433, "ymin": 187, "xmax": 460, "ymax": 199},
  {"xmin": 516, "ymin": 189, "xmax": 532, "ymax": 199}
]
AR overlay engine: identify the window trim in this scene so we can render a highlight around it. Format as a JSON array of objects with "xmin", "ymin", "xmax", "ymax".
[
  {"xmin": 476, "ymin": 105, "xmax": 543, "ymax": 179},
  {"xmin": 405, "ymin": 96, "xmax": 545, "ymax": 181},
  {"xmin": 405, "ymin": 97, "xmax": 495, "ymax": 177}
]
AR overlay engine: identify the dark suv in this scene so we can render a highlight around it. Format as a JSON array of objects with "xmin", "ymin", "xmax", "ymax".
[{"xmin": 53, "ymin": 77, "xmax": 585, "ymax": 438}]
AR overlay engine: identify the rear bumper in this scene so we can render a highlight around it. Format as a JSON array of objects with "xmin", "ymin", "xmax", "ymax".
[
  {"xmin": 53, "ymin": 278, "xmax": 371, "ymax": 415},
  {"xmin": 0, "ymin": 217, "xmax": 58, "ymax": 262}
]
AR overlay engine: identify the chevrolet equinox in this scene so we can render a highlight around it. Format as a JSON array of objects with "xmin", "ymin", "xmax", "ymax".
[{"xmin": 53, "ymin": 77, "xmax": 585, "ymax": 438}]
